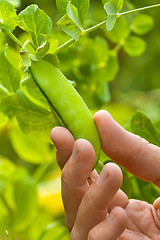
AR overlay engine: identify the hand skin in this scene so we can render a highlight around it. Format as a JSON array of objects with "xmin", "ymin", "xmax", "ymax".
[{"xmin": 50, "ymin": 110, "xmax": 160, "ymax": 240}]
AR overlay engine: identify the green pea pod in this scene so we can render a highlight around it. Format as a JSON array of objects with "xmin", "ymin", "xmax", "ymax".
[{"xmin": 30, "ymin": 59, "xmax": 101, "ymax": 168}]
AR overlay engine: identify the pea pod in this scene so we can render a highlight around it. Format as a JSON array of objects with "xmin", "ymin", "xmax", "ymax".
[{"xmin": 30, "ymin": 59, "xmax": 101, "ymax": 168}]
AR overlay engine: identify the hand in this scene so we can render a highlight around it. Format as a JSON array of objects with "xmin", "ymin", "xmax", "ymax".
[
  {"xmin": 50, "ymin": 127, "xmax": 128, "ymax": 240},
  {"xmin": 94, "ymin": 110, "xmax": 160, "ymax": 187}
]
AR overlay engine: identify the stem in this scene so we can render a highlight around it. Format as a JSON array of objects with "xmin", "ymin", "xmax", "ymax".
[
  {"xmin": 55, "ymin": 20, "xmax": 106, "ymax": 54},
  {"xmin": 119, "ymin": 3, "xmax": 160, "ymax": 17},
  {"xmin": 7, "ymin": 31, "xmax": 23, "ymax": 48}
]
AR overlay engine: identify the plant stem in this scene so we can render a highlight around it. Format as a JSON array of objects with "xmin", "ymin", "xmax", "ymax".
[
  {"xmin": 119, "ymin": 3, "xmax": 160, "ymax": 17},
  {"xmin": 7, "ymin": 31, "xmax": 23, "ymax": 48},
  {"xmin": 55, "ymin": 20, "xmax": 106, "ymax": 54}
]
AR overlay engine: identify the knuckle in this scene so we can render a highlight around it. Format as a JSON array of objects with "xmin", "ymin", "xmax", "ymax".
[
  {"xmin": 83, "ymin": 191, "xmax": 95, "ymax": 208},
  {"xmin": 135, "ymin": 137, "xmax": 149, "ymax": 162}
]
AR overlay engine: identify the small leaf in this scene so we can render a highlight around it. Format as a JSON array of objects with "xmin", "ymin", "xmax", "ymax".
[
  {"xmin": 105, "ymin": 54, "xmax": 119, "ymax": 81},
  {"xmin": 106, "ymin": 17, "xmax": 130, "ymax": 43},
  {"xmin": 35, "ymin": 40, "xmax": 50, "ymax": 59},
  {"xmin": 113, "ymin": 0, "xmax": 123, "ymax": 13},
  {"xmin": 132, "ymin": 14, "xmax": 154, "ymax": 35},
  {"xmin": 131, "ymin": 111, "xmax": 160, "ymax": 147},
  {"xmin": 7, "ymin": 0, "xmax": 21, "ymax": 8},
  {"xmin": 17, "ymin": 5, "xmax": 52, "ymax": 47},
  {"xmin": 124, "ymin": 36, "xmax": 146, "ymax": 57},
  {"xmin": 106, "ymin": 15, "xmax": 117, "ymax": 31},
  {"xmin": 0, "ymin": 0, "xmax": 17, "ymax": 32},
  {"xmin": 104, "ymin": 0, "xmax": 117, "ymax": 15},
  {"xmin": 67, "ymin": 3, "xmax": 82, "ymax": 29},
  {"xmin": 0, "ymin": 48, "xmax": 20, "ymax": 93},
  {"xmin": 20, "ymin": 50, "xmax": 32, "ymax": 67},
  {"xmin": 0, "ymin": 90, "xmax": 63, "ymax": 137},
  {"xmin": 57, "ymin": 14, "xmax": 82, "ymax": 41},
  {"xmin": 56, "ymin": 0, "xmax": 90, "ymax": 25}
]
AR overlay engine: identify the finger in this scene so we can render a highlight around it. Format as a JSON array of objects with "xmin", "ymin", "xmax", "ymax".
[
  {"xmin": 88, "ymin": 170, "xmax": 98, "ymax": 185},
  {"xmin": 108, "ymin": 189, "xmax": 129, "ymax": 213},
  {"xmin": 94, "ymin": 110, "xmax": 160, "ymax": 187},
  {"xmin": 50, "ymin": 127, "xmax": 75, "ymax": 169},
  {"xmin": 61, "ymin": 139, "xmax": 95, "ymax": 231},
  {"xmin": 119, "ymin": 229, "xmax": 151, "ymax": 240},
  {"xmin": 88, "ymin": 207, "xmax": 127, "ymax": 240},
  {"xmin": 71, "ymin": 163, "xmax": 123, "ymax": 240}
]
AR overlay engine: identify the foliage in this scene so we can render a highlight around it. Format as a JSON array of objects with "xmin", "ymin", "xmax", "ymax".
[{"xmin": 0, "ymin": 0, "xmax": 159, "ymax": 239}]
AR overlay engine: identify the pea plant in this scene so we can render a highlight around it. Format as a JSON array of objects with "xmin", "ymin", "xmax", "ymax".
[{"xmin": 0, "ymin": 0, "xmax": 160, "ymax": 239}]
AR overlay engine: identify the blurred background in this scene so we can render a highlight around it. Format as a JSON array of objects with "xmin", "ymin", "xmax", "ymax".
[{"xmin": 0, "ymin": 0, "xmax": 160, "ymax": 239}]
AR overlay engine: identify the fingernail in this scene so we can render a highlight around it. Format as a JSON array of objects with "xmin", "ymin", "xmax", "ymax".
[{"xmin": 97, "ymin": 166, "xmax": 109, "ymax": 184}]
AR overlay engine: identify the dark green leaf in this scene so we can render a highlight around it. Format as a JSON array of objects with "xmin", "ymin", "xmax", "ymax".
[
  {"xmin": 0, "ymin": 0, "xmax": 17, "ymax": 32},
  {"xmin": 17, "ymin": 5, "xmax": 52, "ymax": 47},
  {"xmin": 132, "ymin": 14, "xmax": 154, "ymax": 35},
  {"xmin": 0, "ymin": 48, "xmax": 20, "ymax": 93},
  {"xmin": 131, "ymin": 111, "xmax": 160, "ymax": 147},
  {"xmin": 124, "ymin": 36, "xmax": 146, "ymax": 57}
]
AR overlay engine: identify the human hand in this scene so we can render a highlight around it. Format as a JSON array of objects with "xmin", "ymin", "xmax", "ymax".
[
  {"xmin": 50, "ymin": 127, "xmax": 128, "ymax": 240},
  {"xmin": 94, "ymin": 110, "xmax": 160, "ymax": 187}
]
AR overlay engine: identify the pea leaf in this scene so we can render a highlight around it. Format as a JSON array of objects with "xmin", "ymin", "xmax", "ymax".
[
  {"xmin": 132, "ymin": 14, "xmax": 154, "ymax": 35},
  {"xmin": 131, "ymin": 111, "xmax": 160, "ymax": 147},
  {"xmin": 106, "ymin": 17, "xmax": 130, "ymax": 43},
  {"xmin": 10, "ymin": 125, "xmax": 53, "ymax": 164},
  {"xmin": 106, "ymin": 15, "xmax": 117, "ymax": 31},
  {"xmin": 17, "ymin": 5, "xmax": 52, "ymax": 48},
  {"xmin": 0, "ymin": 48, "xmax": 20, "ymax": 93},
  {"xmin": 123, "ymin": 36, "xmax": 146, "ymax": 57},
  {"xmin": 35, "ymin": 40, "xmax": 50, "ymax": 59},
  {"xmin": 56, "ymin": 0, "xmax": 90, "ymax": 25},
  {"xmin": 57, "ymin": 4, "xmax": 82, "ymax": 41},
  {"xmin": 0, "ymin": 90, "xmax": 63, "ymax": 138},
  {"xmin": 104, "ymin": 0, "xmax": 123, "ymax": 15},
  {"xmin": 0, "ymin": 0, "xmax": 17, "ymax": 32},
  {"xmin": 7, "ymin": 0, "xmax": 21, "ymax": 8},
  {"xmin": 0, "ymin": 85, "xmax": 10, "ymax": 101}
]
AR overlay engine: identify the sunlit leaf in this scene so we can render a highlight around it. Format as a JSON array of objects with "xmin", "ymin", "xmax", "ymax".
[
  {"xmin": 0, "ymin": 48, "xmax": 20, "ymax": 93},
  {"xmin": 0, "ymin": 0, "xmax": 17, "ymax": 32},
  {"xmin": 131, "ymin": 111, "xmax": 160, "ymax": 146},
  {"xmin": 17, "ymin": 5, "xmax": 52, "ymax": 47}
]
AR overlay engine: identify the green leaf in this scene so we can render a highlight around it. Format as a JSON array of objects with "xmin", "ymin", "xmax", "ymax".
[
  {"xmin": 56, "ymin": 0, "xmax": 90, "ymax": 25},
  {"xmin": 7, "ymin": 0, "xmax": 21, "ymax": 8},
  {"xmin": 35, "ymin": 40, "xmax": 50, "ymax": 59},
  {"xmin": 104, "ymin": 0, "xmax": 123, "ymax": 15},
  {"xmin": 0, "ymin": 90, "xmax": 63, "ymax": 138},
  {"xmin": 106, "ymin": 15, "xmax": 117, "ymax": 31},
  {"xmin": 106, "ymin": 17, "xmax": 130, "ymax": 43},
  {"xmin": 57, "ymin": 13, "xmax": 82, "ymax": 41},
  {"xmin": 0, "ymin": 48, "xmax": 20, "ymax": 93},
  {"xmin": 105, "ymin": 54, "xmax": 119, "ymax": 81},
  {"xmin": 20, "ymin": 50, "xmax": 32, "ymax": 67},
  {"xmin": 10, "ymin": 125, "xmax": 53, "ymax": 164},
  {"xmin": 67, "ymin": 3, "xmax": 82, "ymax": 29},
  {"xmin": 21, "ymin": 74, "xmax": 51, "ymax": 110},
  {"xmin": 44, "ymin": 54, "xmax": 60, "ymax": 68},
  {"xmin": 131, "ymin": 111, "xmax": 160, "ymax": 147},
  {"xmin": 104, "ymin": 0, "xmax": 117, "ymax": 15},
  {"xmin": 17, "ymin": 5, "xmax": 52, "ymax": 47},
  {"xmin": 123, "ymin": 36, "xmax": 146, "ymax": 57},
  {"xmin": 0, "ymin": 0, "xmax": 17, "ymax": 32},
  {"xmin": 132, "ymin": 14, "xmax": 154, "ymax": 35},
  {"xmin": 0, "ymin": 85, "xmax": 10, "ymax": 101}
]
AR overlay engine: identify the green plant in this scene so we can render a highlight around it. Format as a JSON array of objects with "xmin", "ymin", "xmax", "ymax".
[{"xmin": 0, "ymin": 0, "xmax": 160, "ymax": 239}]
